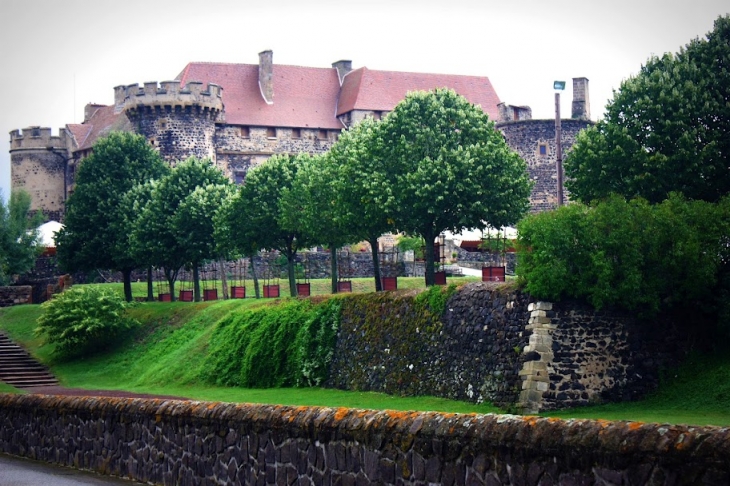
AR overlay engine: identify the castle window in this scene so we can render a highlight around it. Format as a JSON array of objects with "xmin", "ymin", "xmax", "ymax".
[
  {"xmin": 159, "ymin": 120, "xmax": 167, "ymax": 130},
  {"xmin": 234, "ymin": 172, "xmax": 246, "ymax": 184},
  {"xmin": 267, "ymin": 127, "xmax": 277, "ymax": 139},
  {"xmin": 372, "ymin": 111, "xmax": 381, "ymax": 120},
  {"xmin": 317, "ymin": 129, "xmax": 328, "ymax": 140},
  {"xmin": 538, "ymin": 143, "xmax": 548, "ymax": 156},
  {"xmin": 31, "ymin": 128, "xmax": 41, "ymax": 137},
  {"xmin": 240, "ymin": 126, "xmax": 250, "ymax": 138},
  {"xmin": 291, "ymin": 128, "xmax": 301, "ymax": 139}
]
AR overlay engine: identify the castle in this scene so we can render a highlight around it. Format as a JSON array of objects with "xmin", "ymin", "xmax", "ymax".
[{"xmin": 9, "ymin": 51, "xmax": 593, "ymax": 222}]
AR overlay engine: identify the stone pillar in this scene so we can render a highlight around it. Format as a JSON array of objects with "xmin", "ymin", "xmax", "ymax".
[{"xmin": 519, "ymin": 301, "xmax": 555, "ymax": 413}]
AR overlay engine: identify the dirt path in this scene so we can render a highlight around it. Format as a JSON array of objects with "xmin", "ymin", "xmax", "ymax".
[{"xmin": 19, "ymin": 386, "xmax": 189, "ymax": 400}]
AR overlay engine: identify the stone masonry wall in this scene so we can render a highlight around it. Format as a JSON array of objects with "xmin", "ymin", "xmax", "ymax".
[
  {"xmin": 1, "ymin": 395, "xmax": 728, "ymax": 485},
  {"xmin": 496, "ymin": 119, "xmax": 592, "ymax": 212},
  {"xmin": 0, "ymin": 286, "xmax": 32, "ymax": 307}
]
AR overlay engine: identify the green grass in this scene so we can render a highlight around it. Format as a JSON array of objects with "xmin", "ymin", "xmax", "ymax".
[
  {"xmin": 97, "ymin": 276, "xmax": 481, "ymax": 300},
  {"xmin": 2, "ymin": 286, "xmax": 730, "ymax": 425}
]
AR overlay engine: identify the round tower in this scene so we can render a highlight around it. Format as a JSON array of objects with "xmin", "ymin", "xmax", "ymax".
[
  {"xmin": 117, "ymin": 80, "xmax": 224, "ymax": 167},
  {"xmin": 9, "ymin": 127, "xmax": 73, "ymax": 222}
]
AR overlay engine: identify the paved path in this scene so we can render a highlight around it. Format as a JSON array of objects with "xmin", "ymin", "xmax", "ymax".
[{"xmin": 0, "ymin": 454, "xmax": 139, "ymax": 485}]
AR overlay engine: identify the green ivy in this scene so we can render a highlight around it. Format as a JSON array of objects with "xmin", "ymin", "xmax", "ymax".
[{"xmin": 414, "ymin": 283, "xmax": 458, "ymax": 316}]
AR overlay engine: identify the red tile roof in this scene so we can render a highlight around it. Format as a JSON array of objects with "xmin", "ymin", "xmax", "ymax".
[
  {"xmin": 337, "ymin": 67, "xmax": 502, "ymax": 120},
  {"xmin": 69, "ymin": 105, "xmax": 132, "ymax": 152},
  {"xmin": 176, "ymin": 62, "xmax": 343, "ymax": 129}
]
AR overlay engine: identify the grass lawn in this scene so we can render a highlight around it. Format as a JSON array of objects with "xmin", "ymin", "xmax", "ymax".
[{"xmin": 2, "ymin": 283, "xmax": 730, "ymax": 425}]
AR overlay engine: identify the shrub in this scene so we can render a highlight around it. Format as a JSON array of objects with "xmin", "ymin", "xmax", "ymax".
[
  {"xmin": 204, "ymin": 298, "xmax": 342, "ymax": 388},
  {"xmin": 35, "ymin": 286, "xmax": 139, "ymax": 358}
]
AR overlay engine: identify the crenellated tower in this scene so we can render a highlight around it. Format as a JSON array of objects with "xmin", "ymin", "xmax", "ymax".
[
  {"xmin": 116, "ymin": 80, "xmax": 224, "ymax": 167},
  {"xmin": 9, "ymin": 127, "xmax": 74, "ymax": 222}
]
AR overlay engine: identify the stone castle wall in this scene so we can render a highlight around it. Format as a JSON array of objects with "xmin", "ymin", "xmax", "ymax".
[
  {"xmin": 1, "ymin": 394, "xmax": 728, "ymax": 485},
  {"xmin": 497, "ymin": 119, "xmax": 593, "ymax": 212}
]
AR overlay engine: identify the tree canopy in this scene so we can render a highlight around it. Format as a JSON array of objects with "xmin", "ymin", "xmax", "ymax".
[
  {"xmin": 565, "ymin": 15, "xmax": 730, "ymax": 204},
  {"xmin": 0, "ymin": 190, "xmax": 43, "ymax": 285},
  {"xmin": 55, "ymin": 132, "xmax": 168, "ymax": 301},
  {"xmin": 378, "ymin": 88, "xmax": 531, "ymax": 285}
]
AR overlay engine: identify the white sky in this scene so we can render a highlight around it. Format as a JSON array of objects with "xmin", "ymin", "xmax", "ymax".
[{"xmin": 1, "ymin": 0, "xmax": 728, "ymax": 201}]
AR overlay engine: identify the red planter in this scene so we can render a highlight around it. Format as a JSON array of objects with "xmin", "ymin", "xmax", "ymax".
[
  {"xmin": 179, "ymin": 290, "xmax": 193, "ymax": 302},
  {"xmin": 482, "ymin": 266, "xmax": 506, "ymax": 282},
  {"xmin": 296, "ymin": 283, "xmax": 311, "ymax": 297},
  {"xmin": 158, "ymin": 293, "xmax": 171, "ymax": 302},
  {"xmin": 337, "ymin": 281, "xmax": 352, "ymax": 293},
  {"xmin": 231, "ymin": 286, "xmax": 246, "ymax": 299},
  {"xmin": 204, "ymin": 289, "xmax": 218, "ymax": 301},
  {"xmin": 434, "ymin": 271, "xmax": 447, "ymax": 286},
  {"xmin": 382, "ymin": 276, "xmax": 398, "ymax": 291},
  {"xmin": 263, "ymin": 285, "xmax": 280, "ymax": 298}
]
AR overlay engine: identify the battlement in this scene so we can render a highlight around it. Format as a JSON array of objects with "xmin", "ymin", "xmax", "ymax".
[
  {"xmin": 9, "ymin": 127, "xmax": 69, "ymax": 151},
  {"xmin": 114, "ymin": 80, "xmax": 223, "ymax": 115}
]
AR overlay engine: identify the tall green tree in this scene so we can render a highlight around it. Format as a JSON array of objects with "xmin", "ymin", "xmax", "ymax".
[
  {"xmin": 0, "ymin": 190, "xmax": 43, "ymax": 285},
  {"xmin": 280, "ymin": 153, "xmax": 356, "ymax": 293},
  {"xmin": 232, "ymin": 154, "xmax": 313, "ymax": 297},
  {"xmin": 328, "ymin": 117, "xmax": 396, "ymax": 291},
  {"xmin": 565, "ymin": 15, "xmax": 730, "ymax": 204},
  {"xmin": 55, "ymin": 132, "xmax": 168, "ymax": 301},
  {"xmin": 132, "ymin": 157, "xmax": 230, "ymax": 302},
  {"xmin": 378, "ymin": 88, "xmax": 531, "ymax": 285}
]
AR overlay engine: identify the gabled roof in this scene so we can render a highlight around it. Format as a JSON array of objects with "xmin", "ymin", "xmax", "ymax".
[
  {"xmin": 337, "ymin": 67, "xmax": 502, "ymax": 120},
  {"xmin": 69, "ymin": 105, "xmax": 132, "ymax": 152},
  {"xmin": 176, "ymin": 62, "xmax": 343, "ymax": 129}
]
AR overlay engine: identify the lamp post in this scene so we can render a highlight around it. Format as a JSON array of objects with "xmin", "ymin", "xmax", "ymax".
[{"xmin": 553, "ymin": 80, "xmax": 566, "ymax": 207}]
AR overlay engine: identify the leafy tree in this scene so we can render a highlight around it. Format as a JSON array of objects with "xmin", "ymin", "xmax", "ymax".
[
  {"xmin": 35, "ymin": 285, "xmax": 139, "ymax": 359},
  {"xmin": 55, "ymin": 132, "xmax": 168, "ymax": 301},
  {"xmin": 232, "ymin": 154, "xmax": 313, "ymax": 297},
  {"xmin": 565, "ymin": 15, "xmax": 730, "ymax": 204},
  {"xmin": 328, "ymin": 117, "xmax": 396, "ymax": 291},
  {"xmin": 0, "ymin": 190, "xmax": 43, "ymax": 285},
  {"xmin": 132, "ymin": 157, "xmax": 230, "ymax": 301},
  {"xmin": 517, "ymin": 194, "xmax": 730, "ymax": 318},
  {"xmin": 119, "ymin": 181, "xmax": 158, "ymax": 301},
  {"xmin": 280, "ymin": 153, "xmax": 356, "ymax": 293},
  {"xmin": 378, "ymin": 88, "xmax": 531, "ymax": 285}
]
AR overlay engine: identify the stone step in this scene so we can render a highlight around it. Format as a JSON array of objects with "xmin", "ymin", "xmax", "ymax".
[{"xmin": 0, "ymin": 332, "xmax": 59, "ymax": 389}]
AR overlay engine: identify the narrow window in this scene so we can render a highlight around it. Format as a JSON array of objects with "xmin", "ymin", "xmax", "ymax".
[
  {"xmin": 235, "ymin": 172, "xmax": 246, "ymax": 184},
  {"xmin": 318, "ymin": 129, "xmax": 328, "ymax": 140},
  {"xmin": 267, "ymin": 127, "xmax": 277, "ymax": 139},
  {"xmin": 240, "ymin": 126, "xmax": 250, "ymax": 138},
  {"xmin": 372, "ymin": 111, "xmax": 381, "ymax": 120},
  {"xmin": 291, "ymin": 128, "xmax": 301, "ymax": 139},
  {"xmin": 539, "ymin": 143, "xmax": 547, "ymax": 156}
]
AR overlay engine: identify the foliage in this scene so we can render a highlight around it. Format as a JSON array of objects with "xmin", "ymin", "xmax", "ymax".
[
  {"xmin": 131, "ymin": 157, "xmax": 230, "ymax": 300},
  {"xmin": 396, "ymin": 235, "xmax": 425, "ymax": 259},
  {"xmin": 204, "ymin": 299, "xmax": 342, "ymax": 388},
  {"xmin": 377, "ymin": 88, "xmax": 532, "ymax": 285},
  {"xmin": 232, "ymin": 154, "xmax": 314, "ymax": 296},
  {"xmin": 565, "ymin": 15, "xmax": 730, "ymax": 204},
  {"xmin": 0, "ymin": 190, "xmax": 43, "ymax": 285},
  {"xmin": 55, "ymin": 132, "xmax": 168, "ymax": 301},
  {"xmin": 414, "ymin": 283, "xmax": 458, "ymax": 317},
  {"xmin": 35, "ymin": 286, "xmax": 139, "ymax": 358},
  {"xmin": 516, "ymin": 194, "xmax": 730, "ymax": 318}
]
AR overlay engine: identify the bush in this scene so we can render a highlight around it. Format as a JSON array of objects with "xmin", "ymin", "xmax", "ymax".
[
  {"xmin": 35, "ymin": 286, "xmax": 139, "ymax": 358},
  {"xmin": 204, "ymin": 298, "xmax": 342, "ymax": 388},
  {"xmin": 516, "ymin": 194, "xmax": 730, "ymax": 318}
]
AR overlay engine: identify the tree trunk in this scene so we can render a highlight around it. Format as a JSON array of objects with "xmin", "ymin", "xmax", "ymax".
[
  {"xmin": 250, "ymin": 254, "xmax": 260, "ymax": 299},
  {"xmin": 219, "ymin": 258, "xmax": 229, "ymax": 300},
  {"xmin": 166, "ymin": 269, "xmax": 177, "ymax": 302},
  {"xmin": 423, "ymin": 228, "xmax": 436, "ymax": 286},
  {"xmin": 146, "ymin": 266, "xmax": 154, "ymax": 301},
  {"xmin": 122, "ymin": 268, "xmax": 133, "ymax": 302},
  {"xmin": 287, "ymin": 251, "xmax": 297, "ymax": 297},
  {"xmin": 330, "ymin": 244, "xmax": 338, "ymax": 294},
  {"xmin": 370, "ymin": 236, "xmax": 382, "ymax": 292},
  {"xmin": 193, "ymin": 264, "xmax": 201, "ymax": 302}
]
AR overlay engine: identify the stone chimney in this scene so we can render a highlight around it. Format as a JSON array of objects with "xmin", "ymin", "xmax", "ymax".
[
  {"xmin": 572, "ymin": 77, "xmax": 590, "ymax": 120},
  {"xmin": 258, "ymin": 50, "xmax": 274, "ymax": 104},
  {"xmin": 84, "ymin": 103, "xmax": 106, "ymax": 122},
  {"xmin": 332, "ymin": 60, "xmax": 353, "ymax": 85}
]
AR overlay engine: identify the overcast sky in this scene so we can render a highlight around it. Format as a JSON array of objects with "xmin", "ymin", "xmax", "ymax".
[{"xmin": 1, "ymin": 0, "xmax": 727, "ymax": 202}]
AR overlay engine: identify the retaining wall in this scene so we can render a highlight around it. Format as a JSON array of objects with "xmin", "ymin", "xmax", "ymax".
[
  {"xmin": 0, "ymin": 286, "xmax": 32, "ymax": 307},
  {"xmin": 0, "ymin": 394, "xmax": 728, "ymax": 485}
]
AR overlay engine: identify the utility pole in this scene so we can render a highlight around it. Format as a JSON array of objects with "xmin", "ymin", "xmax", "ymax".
[{"xmin": 554, "ymin": 81, "xmax": 566, "ymax": 207}]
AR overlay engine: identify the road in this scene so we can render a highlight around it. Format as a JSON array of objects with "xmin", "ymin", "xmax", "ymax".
[{"xmin": 0, "ymin": 454, "xmax": 139, "ymax": 486}]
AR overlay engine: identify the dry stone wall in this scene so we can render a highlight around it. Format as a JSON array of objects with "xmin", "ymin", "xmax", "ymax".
[
  {"xmin": 1, "ymin": 394, "xmax": 728, "ymax": 485},
  {"xmin": 0, "ymin": 286, "xmax": 31, "ymax": 307}
]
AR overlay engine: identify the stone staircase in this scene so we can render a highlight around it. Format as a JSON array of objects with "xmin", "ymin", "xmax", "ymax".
[{"xmin": 0, "ymin": 332, "xmax": 59, "ymax": 388}]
